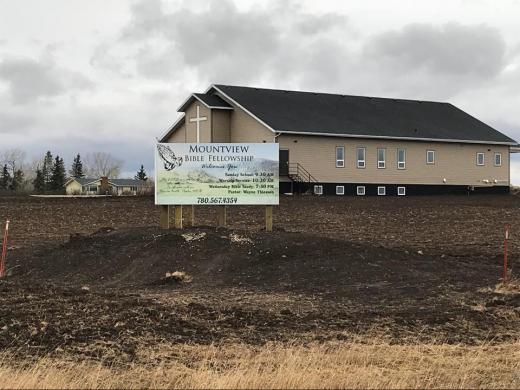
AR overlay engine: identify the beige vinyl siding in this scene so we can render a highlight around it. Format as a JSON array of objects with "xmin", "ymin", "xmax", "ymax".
[
  {"xmin": 166, "ymin": 121, "xmax": 186, "ymax": 142},
  {"xmin": 278, "ymin": 135, "xmax": 510, "ymax": 186},
  {"xmin": 167, "ymin": 102, "xmax": 274, "ymax": 144},
  {"xmin": 211, "ymin": 110, "xmax": 231, "ymax": 142},
  {"xmin": 229, "ymin": 106, "xmax": 274, "ymax": 143}
]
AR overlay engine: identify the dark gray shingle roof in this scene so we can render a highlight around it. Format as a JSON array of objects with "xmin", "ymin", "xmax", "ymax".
[
  {"xmin": 178, "ymin": 93, "xmax": 233, "ymax": 112},
  {"xmin": 192, "ymin": 93, "xmax": 232, "ymax": 109},
  {"xmin": 69, "ymin": 178, "xmax": 98, "ymax": 186},
  {"xmin": 213, "ymin": 85, "xmax": 516, "ymax": 144},
  {"xmin": 109, "ymin": 179, "xmax": 147, "ymax": 187}
]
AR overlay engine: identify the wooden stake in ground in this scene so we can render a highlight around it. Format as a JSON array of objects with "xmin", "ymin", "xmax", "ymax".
[
  {"xmin": 265, "ymin": 206, "xmax": 273, "ymax": 232},
  {"xmin": 0, "ymin": 220, "xmax": 10, "ymax": 278},
  {"xmin": 217, "ymin": 206, "xmax": 227, "ymax": 228},
  {"xmin": 503, "ymin": 224, "xmax": 510, "ymax": 283},
  {"xmin": 159, "ymin": 206, "xmax": 170, "ymax": 229}
]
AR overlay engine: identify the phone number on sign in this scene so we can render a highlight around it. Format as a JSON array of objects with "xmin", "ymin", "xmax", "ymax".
[{"xmin": 197, "ymin": 197, "xmax": 239, "ymax": 204}]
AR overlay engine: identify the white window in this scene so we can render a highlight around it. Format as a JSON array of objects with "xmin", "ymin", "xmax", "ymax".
[
  {"xmin": 377, "ymin": 186, "xmax": 386, "ymax": 196},
  {"xmin": 336, "ymin": 185, "xmax": 345, "ymax": 195},
  {"xmin": 357, "ymin": 147, "xmax": 366, "ymax": 168},
  {"xmin": 397, "ymin": 149, "xmax": 406, "ymax": 169},
  {"xmin": 426, "ymin": 150, "xmax": 435, "ymax": 164},
  {"xmin": 494, "ymin": 152, "xmax": 502, "ymax": 167},
  {"xmin": 336, "ymin": 146, "xmax": 345, "ymax": 168},
  {"xmin": 398, "ymin": 186, "xmax": 406, "ymax": 196},
  {"xmin": 476, "ymin": 152, "xmax": 485, "ymax": 166},
  {"xmin": 377, "ymin": 148, "xmax": 386, "ymax": 168},
  {"xmin": 357, "ymin": 186, "xmax": 365, "ymax": 196},
  {"xmin": 314, "ymin": 185, "xmax": 323, "ymax": 195}
]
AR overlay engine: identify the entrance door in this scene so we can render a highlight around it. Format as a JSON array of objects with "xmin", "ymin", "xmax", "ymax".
[{"xmin": 279, "ymin": 149, "xmax": 289, "ymax": 176}]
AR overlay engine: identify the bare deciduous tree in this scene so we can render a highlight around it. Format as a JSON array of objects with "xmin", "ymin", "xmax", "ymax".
[
  {"xmin": 0, "ymin": 148, "xmax": 26, "ymax": 175},
  {"xmin": 84, "ymin": 152, "xmax": 123, "ymax": 178}
]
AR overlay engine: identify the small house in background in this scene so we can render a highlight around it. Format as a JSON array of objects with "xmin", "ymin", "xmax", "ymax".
[{"xmin": 64, "ymin": 176, "xmax": 153, "ymax": 196}]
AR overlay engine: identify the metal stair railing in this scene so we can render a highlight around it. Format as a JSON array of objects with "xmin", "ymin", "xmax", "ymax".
[{"xmin": 286, "ymin": 163, "xmax": 319, "ymax": 194}]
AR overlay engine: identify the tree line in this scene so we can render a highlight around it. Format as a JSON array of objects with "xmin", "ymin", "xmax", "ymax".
[{"xmin": 0, "ymin": 148, "xmax": 149, "ymax": 194}]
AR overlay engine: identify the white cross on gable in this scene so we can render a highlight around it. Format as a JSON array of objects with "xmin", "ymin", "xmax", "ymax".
[{"xmin": 189, "ymin": 105, "xmax": 207, "ymax": 143}]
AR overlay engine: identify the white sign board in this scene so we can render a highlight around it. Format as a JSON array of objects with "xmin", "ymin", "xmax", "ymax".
[{"xmin": 155, "ymin": 143, "xmax": 279, "ymax": 205}]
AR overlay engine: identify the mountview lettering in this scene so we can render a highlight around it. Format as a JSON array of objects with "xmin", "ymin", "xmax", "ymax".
[{"xmin": 189, "ymin": 145, "xmax": 250, "ymax": 154}]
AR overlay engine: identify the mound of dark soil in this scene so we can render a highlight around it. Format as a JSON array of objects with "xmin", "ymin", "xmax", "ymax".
[
  {"xmin": 9, "ymin": 226, "xmax": 500, "ymax": 298},
  {"xmin": 0, "ymin": 226, "xmax": 518, "ymax": 360}
]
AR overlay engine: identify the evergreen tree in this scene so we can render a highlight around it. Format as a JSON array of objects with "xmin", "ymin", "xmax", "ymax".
[
  {"xmin": 70, "ymin": 153, "xmax": 84, "ymax": 178},
  {"xmin": 33, "ymin": 168, "xmax": 45, "ymax": 194},
  {"xmin": 134, "ymin": 164, "xmax": 148, "ymax": 181},
  {"xmin": 42, "ymin": 151, "xmax": 53, "ymax": 190},
  {"xmin": 10, "ymin": 169, "xmax": 24, "ymax": 191},
  {"xmin": 0, "ymin": 165, "xmax": 11, "ymax": 190},
  {"xmin": 50, "ymin": 156, "xmax": 66, "ymax": 191}
]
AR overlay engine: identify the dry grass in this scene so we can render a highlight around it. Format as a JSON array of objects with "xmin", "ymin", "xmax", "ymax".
[
  {"xmin": 1, "ymin": 341, "xmax": 519, "ymax": 389},
  {"xmin": 494, "ymin": 277, "xmax": 520, "ymax": 295}
]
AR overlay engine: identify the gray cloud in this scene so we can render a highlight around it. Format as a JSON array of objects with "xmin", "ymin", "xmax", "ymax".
[
  {"xmin": 106, "ymin": 0, "xmax": 355, "ymax": 86},
  {"xmin": 100, "ymin": 1, "xmax": 511, "ymax": 102},
  {"xmin": 0, "ymin": 56, "xmax": 93, "ymax": 104},
  {"xmin": 364, "ymin": 23, "xmax": 505, "ymax": 78},
  {"xmin": 296, "ymin": 13, "xmax": 350, "ymax": 35}
]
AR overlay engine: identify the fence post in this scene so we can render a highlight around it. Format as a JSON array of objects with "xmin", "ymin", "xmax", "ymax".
[
  {"xmin": 0, "ymin": 220, "xmax": 10, "ymax": 278},
  {"xmin": 503, "ymin": 224, "xmax": 510, "ymax": 283}
]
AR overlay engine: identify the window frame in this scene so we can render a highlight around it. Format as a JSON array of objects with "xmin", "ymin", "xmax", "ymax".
[
  {"xmin": 494, "ymin": 152, "xmax": 502, "ymax": 167},
  {"xmin": 397, "ymin": 186, "xmax": 406, "ymax": 196},
  {"xmin": 397, "ymin": 148, "xmax": 406, "ymax": 170},
  {"xmin": 314, "ymin": 185, "xmax": 323, "ymax": 195},
  {"xmin": 357, "ymin": 147, "xmax": 366, "ymax": 169},
  {"xmin": 476, "ymin": 152, "xmax": 485, "ymax": 166},
  {"xmin": 377, "ymin": 148, "xmax": 386, "ymax": 169},
  {"xmin": 426, "ymin": 150, "xmax": 435, "ymax": 165},
  {"xmin": 335, "ymin": 146, "xmax": 345, "ymax": 168},
  {"xmin": 356, "ymin": 186, "xmax": 366, "ymax": 196},
  {"xmin": 336, "ymin": 185, "xmax": 345, "ymax": 195},
  {"xmin": 377, "ymin": 186, "xmax": 386, "ymax": 196}
]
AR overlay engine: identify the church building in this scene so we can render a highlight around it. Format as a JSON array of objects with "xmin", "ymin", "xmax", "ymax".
[{"xmin": 160, "ymin": 85, "xmax": 517, "ymax": 196}]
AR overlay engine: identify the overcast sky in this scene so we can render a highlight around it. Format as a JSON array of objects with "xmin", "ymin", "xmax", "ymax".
[{"xmin": 1, "ymin": 0, "xmax": 520, "ymax": 180}]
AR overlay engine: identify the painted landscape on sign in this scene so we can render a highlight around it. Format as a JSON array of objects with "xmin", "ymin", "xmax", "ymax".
[{"xmin": 155, "ymin": 143, "xmax": 279, "ymax": 205}]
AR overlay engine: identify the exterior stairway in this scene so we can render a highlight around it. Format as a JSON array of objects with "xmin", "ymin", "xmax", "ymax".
[{"xmin": 286, "ymin": 163, "xmax": 319, "ymax": 194}]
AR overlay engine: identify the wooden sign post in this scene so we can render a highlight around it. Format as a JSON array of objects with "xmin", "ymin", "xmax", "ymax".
[
  {"xmin": 265, "ymin": 206, "xmax": 273, "ymax": 232},
  {"xmin": 185, "ymin": 205, "xmax": 195, "ymax": 227},
  {"xmin": 159, "ymin": 205, "xmax": 170, "ymax": 229},
  {"xmin": 217, "ymin": 206, "xmax": 227, "ymax": 228},
  {"xmin": 174, "ymin": 205, "xmax": 183, "ymax": 229},
  {"xmin": 159, "ymin": 204, "xmax": 275, "ymax": 231}
]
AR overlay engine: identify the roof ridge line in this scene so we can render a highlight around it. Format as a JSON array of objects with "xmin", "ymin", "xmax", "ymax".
[{"xmin": 213, "ymin": 84, "xmax": 449, "ymax": 105}]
